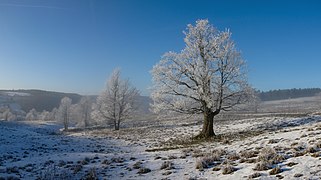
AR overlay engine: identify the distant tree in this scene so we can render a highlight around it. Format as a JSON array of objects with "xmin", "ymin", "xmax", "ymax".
[
  {"xmin": 57, "ymin": 97, "xmax": 72, "ymax": 130},
  {"xmin": 79, "ymin": 96, "xmax": 92, "ymax": 127},
  {"xmin": 151, "ymin": 19, "xmax": 252, "ymax": 138},
  {"xmin": 26, "ymin": 108, "xmax": 38, "ymax": 121},
  {"xmin": 50, "ymin": 107, "xmax": 58, "ymax": 121},
  {"xmin": 71, "ymin": 96, "xmax": 93, "ymax": 127},
  {"xmin": 92, "ymin": 69, "xmax": 140, "ymax": 130},
  {"xmin": 1, "ymin": 107, "xmax": 15, "ymax": 121},
  {"xmin": 246, "ymin": 90, "xmax": 261, "ymax": 113},
  {"xmin": 40, "ymin": 110, "xmax": 51, "ymax": 121}
]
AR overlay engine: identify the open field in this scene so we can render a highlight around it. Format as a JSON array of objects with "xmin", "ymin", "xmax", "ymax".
[
  {"xmin": 2, "ymin": 105, "xmax": 321, "ymax": 179},
  {"xmin": 1, "ymin": 96, "xmax": 321, "ymax": 179}
]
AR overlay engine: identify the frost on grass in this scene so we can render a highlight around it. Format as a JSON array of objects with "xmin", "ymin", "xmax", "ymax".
[
  {"xmin": 222, "ymin": 164, "xmax": 237, "ymax": 175},
  {"xmin": 253, "ymin": 147, "xmax": 285, "ymax": 171}
]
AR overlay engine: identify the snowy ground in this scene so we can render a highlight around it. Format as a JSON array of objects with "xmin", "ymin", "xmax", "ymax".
[{"xmin": 2, "ymin": 115, "xmax": 321, "ymax": 179}]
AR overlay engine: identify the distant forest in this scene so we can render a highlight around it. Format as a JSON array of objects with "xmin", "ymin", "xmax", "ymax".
[{"xmin": 258, "ymin": 88, "xmax": 321, "ymax": 101}]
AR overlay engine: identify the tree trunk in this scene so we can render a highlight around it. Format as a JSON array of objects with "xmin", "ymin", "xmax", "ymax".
[
  {"xmin": 113, "ymin": 119, "xmax": 119, "ymax": 130},
  {"xmin": 115, "ymin": 120, "xmax": 120, "ymax": 130},
  {"xmin": 200, "ymin": 111, "xmax": 215, "ymax": 138},
  {"xmin": 64, "ymin": 114, "xmax": 68, "ymax": 130},
  {"xmin": 196, "ymin": 110, "xmax": 219, "ymax": 139}
]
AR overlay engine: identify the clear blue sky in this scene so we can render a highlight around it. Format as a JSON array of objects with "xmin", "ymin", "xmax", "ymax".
[{"xmin": 1, "ymin": 0, "xmax": 321, "ymax": 95}]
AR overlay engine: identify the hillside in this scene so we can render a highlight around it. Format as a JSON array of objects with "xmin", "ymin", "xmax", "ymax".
[
  {"xmin": 258, "ymin": 88, "xmax": 321, "ymax": 101},
  {"xmin": 0, "ymin": 89, "xmax": 152, "ymax": 114},
  {"xmin": 0, "ymin": 90, "xmax": 82, "ymax": 112}
]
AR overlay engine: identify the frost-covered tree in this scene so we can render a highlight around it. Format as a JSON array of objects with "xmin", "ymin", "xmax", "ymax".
[
  {"xmin": 151, "ymin": 19, "xmax": 252, "ymax": 138},
  {"xmin": 71, "ymin": 96, "xmax": 93, "ymax": 127},
  {"xmin": 79, "ymin": 96, "xmax": 92, "ymax": 127},
  {"xmin": 92, "ymin": 69, "xmax": 140, "ymax": 130},
  {"xmin": 26, "ymin": 108, "xmax": 38, "ymax": 121},
  {"xmin": 57, "ymin": 97, "xmax": 72, "ymax": 130},
  {"xmin": 1, "ymin": 107, "xmax": 16, "ymax": 121},
  {"xmin": 40, "ymin": 110, "xmax": 51, "ymax": 121}
]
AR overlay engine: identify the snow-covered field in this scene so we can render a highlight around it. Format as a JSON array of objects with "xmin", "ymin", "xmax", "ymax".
[{"xmin": 2, "ymin": 115, "xmax": 321, "ymax": 179}]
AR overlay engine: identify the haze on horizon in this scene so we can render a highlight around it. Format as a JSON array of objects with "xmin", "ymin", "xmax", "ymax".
[{"xmin": 1, "ymin": 0, "xmax": 321, "ymax": 95}]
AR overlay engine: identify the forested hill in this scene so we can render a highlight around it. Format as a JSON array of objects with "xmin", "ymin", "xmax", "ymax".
[
  {"xmin": 0, "ymin": 89, "xmax": 82, "ymax": 112},
  {"xmin": 0, "ymin": 89, "xmax": 151, "ymax": 114},
  {"xmin": 258, "ymin": 88, "xmax": 321, "ymax": 101}
]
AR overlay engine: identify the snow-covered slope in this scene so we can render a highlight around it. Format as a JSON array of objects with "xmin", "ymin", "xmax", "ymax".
[{"xmin": 2, "ymin": 116, "xmax": 321, "ymax": 179}]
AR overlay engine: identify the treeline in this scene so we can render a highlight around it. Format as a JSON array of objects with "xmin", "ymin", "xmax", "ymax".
[{"xmin": 258, "ymin": 88, "xmax": 321, "ymax": 101}]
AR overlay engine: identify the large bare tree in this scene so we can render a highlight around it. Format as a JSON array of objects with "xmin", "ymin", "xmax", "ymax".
[
  {"xmin": 92, "ymin": 69, "xmax": 140, "ymax": 130},
  {"xmin": 151, "ymin": 19, "xmax": 252, "ymax": 138}
]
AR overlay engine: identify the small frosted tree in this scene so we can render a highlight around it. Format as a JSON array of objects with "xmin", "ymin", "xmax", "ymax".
[
  {"xmin": 92, "ymin": 69, "xmax": 140, "ymax": 130},
  {"xmin": 40, "ymin": 110, "xmax": 51, "ymax": 121},
  {"xmin": 151, "ymin": 19, "xmax": 252, "ymax": 138},
  {"xmin": 57, "ymin": 97, "xmax": 72, "ymax": 130},
  {"xmin": 26, "ymin": 108, "xmax": 38, "ymax": 121},
  {"xmin": 71, "ymin": 96, "xmax": 92, "ymax": 127},
  {"xmin": 1, "ymin": 107, "xmax": 16, "ymax": 121}
]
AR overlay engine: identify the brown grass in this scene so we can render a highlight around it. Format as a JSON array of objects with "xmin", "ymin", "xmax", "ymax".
[
  {"xmin": 269, "ymin": 166, "xmax": 282, "ymax": 175},
  {"xmin": 222, "ymin": 164, "xmax": 237, "ymax": 175}
]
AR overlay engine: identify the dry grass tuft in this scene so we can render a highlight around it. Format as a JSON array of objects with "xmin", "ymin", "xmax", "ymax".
[
  {"xmin": 212, "ymin": 167, "xmax": 221, "ymax": 171},
  {"xmin": 248, "ymin": 172, "xmax": 261, "ymax": 179},
  {"xmin": 160, "ymin": 161, "xmax": 174, "ymax": 170},
  {"xmin": 305, "ymin": 146, "xmax": 318, "ymax": 154},
  {"xmin": 253, "ymin": 161, "xmax": 271, "ymax": 171},
  {"xmin": 132, "ymin": 161, "xmax": 142, "ymax": 169},
  {"xmin": 293, "ymin": 173, "xmax": 303, "ymax": 177},
  {"xmin": 222, "ymin": 164, "xmax": 236, "ymax": 175},
  {"xmin": 286, "ymin": 162, "xmax": 298, "ymax": 167},
  {"xmin": 137, "ymin": 167, "xmax": 151, "ymax": 174},
  {"xmin": 240, "ymin": 150, "xmax": 258, "ymax": 159},
  {"xmin": 227, "ymin": 152, "xmax": 240, "ymax": 161},
  {"xmin": 269, "ymin": 166, "xmax": 282, "ymax": 175},
  {"xmin": 195, "ymin": 155, "xmax": 219, "ymax": 170}
]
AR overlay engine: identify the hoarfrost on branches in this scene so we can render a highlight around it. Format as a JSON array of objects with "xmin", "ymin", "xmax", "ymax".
[
  {"xmin": 57, "ymin": 97, "xmax": 72, "ymax": 130},
  {"xmin": 151, "ymin": 19, "xmax": 252, "ymax": 138},
  {"xmin": 92, "ymin": 68, "xmax": 140, "ymax": 130}
]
